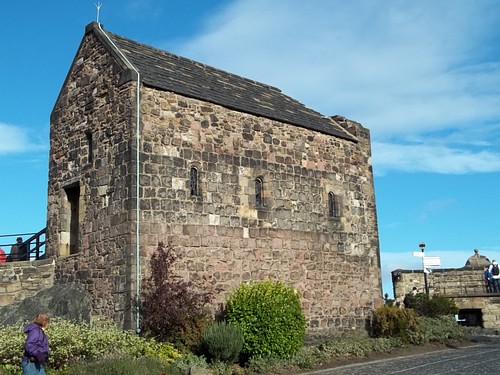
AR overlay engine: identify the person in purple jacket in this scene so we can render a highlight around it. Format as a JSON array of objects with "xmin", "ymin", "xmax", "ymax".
[{"xmin": 21, "ymin": 313, "xmax": 50, "ymax": 375}]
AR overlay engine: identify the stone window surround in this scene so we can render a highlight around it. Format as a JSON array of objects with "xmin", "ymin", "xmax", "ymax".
[
  {"xmin": 328, "ymin": 191, "xmax": 341, "ymax": 219},
  {"xmin": 189, "ymin": 165, "xmax": 199, "ymax": 197},
  {"xmin": 255, "ymin": 176, "xmax": 264, "ymax": 208}
]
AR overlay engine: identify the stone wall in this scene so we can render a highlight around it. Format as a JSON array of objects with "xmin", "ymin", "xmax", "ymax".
[
  {"xmin": 48, "ymin": 30, "xmax": 138, "ymax": 328},
  {"xmin": 392, "ymin": 268, "xmax": 500, "ymax": 329},
  {"xmin": 392, "ymin": 268, "xmax": 486, "ymax": 299},
  {"xmin": 137, "ymin": 87, "xmax": 382, "ymax": 334},
  {"xmin": 48, "ymin": 27, "xmax": 382, "ymax": 334},
  {"xmin": 0, "ymin": 260, "xmax": 55, "ymax": 307}
]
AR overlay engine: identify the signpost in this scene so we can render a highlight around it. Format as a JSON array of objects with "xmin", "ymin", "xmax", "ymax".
[{"xmin": 412, "ymin": 243, "xmax": 441, "ymax": 295}]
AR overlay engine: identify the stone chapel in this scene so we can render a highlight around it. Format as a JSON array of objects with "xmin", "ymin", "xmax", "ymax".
[{"xmin": 46, "ymin": 22, "xmax": 382, "ymax": 334}]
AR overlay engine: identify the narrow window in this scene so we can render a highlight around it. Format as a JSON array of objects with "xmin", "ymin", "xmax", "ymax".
[
  {"xmin": 190, "ymin": 167, "xmax": 199, "ymax": 196},
  {"xmin": 255, "ymin": 178, "xmax": 264, "ymax": 207},
  {"xmin": 328, "ymin": 192, "xmax": 340, "ymax": 218},
  {"xmin": 64, "ymin": 184, "xmax": 80, "ymax": 255},
  {"xmin": 85, "ymin": 130, "xmax": 93, "ymax": 163}
]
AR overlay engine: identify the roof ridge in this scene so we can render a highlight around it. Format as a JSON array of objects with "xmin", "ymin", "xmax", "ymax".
[
  {"xmin": 86, "ymin": 22, "xmax": 357, "ymax": 142},
  {"xmin": 104, "ymin": 27, "xmax": 284, "ymax": 94}
]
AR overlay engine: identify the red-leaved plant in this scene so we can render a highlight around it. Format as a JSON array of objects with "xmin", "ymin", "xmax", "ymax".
[{"xmin": 141, "ymin": 242, "xmax": 214, "ymax": 349}]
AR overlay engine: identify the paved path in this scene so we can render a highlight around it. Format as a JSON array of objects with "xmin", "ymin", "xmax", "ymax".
[{"xmin": 303, "ymin": 338, "xmax": 500, "ymax": 375}]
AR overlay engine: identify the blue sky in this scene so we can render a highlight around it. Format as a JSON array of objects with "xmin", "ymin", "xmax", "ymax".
[{"xmin": 1, "ymin": 0, "xmax": 499, "ymax": 298}]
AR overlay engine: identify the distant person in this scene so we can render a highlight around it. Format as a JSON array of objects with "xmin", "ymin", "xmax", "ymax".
[
  {"xmin": 10, "ymin": 237, "xmax": 28, "ymax": 262},
  {"xmin": 489, "ymin": 260, "xmax": 500, "ymax": 293},
  {"xmin": 0, "ymin": 247, "xmax": 6, "ymax": 263},
  {"xmin": 403, "ymin": 287, "xmax": 419, "ymax": 308},
  {"xmin": 484, "ymin": 266, "xmax": 493, "ymax": 293},
  {"xmin": 22, "ymin": 313, "xmax": 50, "ymax": 374}
]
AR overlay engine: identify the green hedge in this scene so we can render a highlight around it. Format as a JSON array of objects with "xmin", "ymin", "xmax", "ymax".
[{"xmin": 226, "ymin": 280, "xmax": 306, "ymax": 359}]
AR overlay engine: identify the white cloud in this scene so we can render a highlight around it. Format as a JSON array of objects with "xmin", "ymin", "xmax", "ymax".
[
  {"xmin": 167, "ymin": 0, "xmax": 500, "ymax": 175},
  {"xmin": 373, "ymin": 141, "xmax": 500, "ymax": 175},
  {"xmin": 0, "ymin": 123, "xmax": 46, "ymax": 155},
  {"xmin": 0, "ymin": 123, "xmax": 31, "ymax": 153},
  {"xmin": 417, "ymin": 198, "xmax": 456, "ymax": 222}
]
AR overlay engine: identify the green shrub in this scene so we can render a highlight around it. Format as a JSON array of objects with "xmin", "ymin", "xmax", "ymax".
[
  {"xmin": 424, "ymin": 295, "xmax": 459, "ymax": 317},
  {"xmin": 246, "ymin": 355, "xmax": 286, "ymax": 374},
  {"xmin": 209, "ymin": 360, "xmax": 241, "ymax": 375},
  {"xmin": 201, "ymin": 321, "xmax": 243, "ymax": 363},
  {"xmin": 372, "ymin": 305, "xmax": 421, "ymax": 344},
  {"xmin": 419, "ymin": 316, "xmax": 465, "ymax": 343},
  {"xmin": 226, "ymin": 280, "xmax": 306, "ymax": 359},
  {"xmin": 0, "ymin": 317, "xmax": 181, "ymax": 373},
  {"xmin": 65, "ymin": 356, "xmax": 167, "ymax": 375},
  {"xmin": 0, "ymin": 322, "xmax": 25, "ymax": 374},
  {"xmin": 404, "ymin": 293, "xmax": 458, "ymax": 317},
  {"xmin": 141, "ymin": 242, "xmax": 214, "ymax": 347},
  {"xmin": 383, "ymin": 293, "xmax": 395, "ymax": 306},
  {"xmin": 165, "ymin": 353, "xmax": 209, "ymax": 375},
  {"xmin": 312, "ymin": 336, "xmax": 405, "ymax": 361}
]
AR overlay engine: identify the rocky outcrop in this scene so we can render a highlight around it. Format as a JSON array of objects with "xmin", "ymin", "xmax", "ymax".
[{"xmin": 0, "ymin": 284, "xmax": 92, "ymax": 326}]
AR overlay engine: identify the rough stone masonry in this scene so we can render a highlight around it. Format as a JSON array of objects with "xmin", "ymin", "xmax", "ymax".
[{"xmin": 46, "ymin": 22, "xmax": 383, "ymax": 334}]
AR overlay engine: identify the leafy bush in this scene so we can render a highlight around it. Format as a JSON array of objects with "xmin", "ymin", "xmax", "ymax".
[
  {"xmin": 419, "ymin": 316, "xmax": 465, "ymax": 343},
  {"xmin": 226, "ymin": 280, "xmax": 306, "ymax": 359},
  {"xmin": 141, "ymin": 242, "xmax": 214, "ymax": 347},
  {"xmin": 173, "ymin": 312, "xmax": 214, "ymax": 353},
  {"xmin": 424, "ymin": 295, "xmax": 459, "ymax": 317},
  {"xmin": 0, "ymin": 323, "xmax": 25, "ymax": 374},
  {"xmin": 201, "ymin": 321, "xmax": 243, "ymax": 363},
  {"xmin": 209, "ymin": 360, "xmax": 247, "ymax": 375},
  {"xmin": 372, "ymin": 305, "xmax": 421, "ymax": 344},
  {"xmin": 244, "ymin": 336, "xmax": 406, "ymax": 374},
  {"xmin": 383, "ymin": 293, "xmax": 395, "ymax": 306},
  {"xmin": 404, "ymin": 293, "xmax": 459, "ymax": 317},
  {"xmin": 65, "ymin": 356, "xmax": 167, "ymax": 375},
  {"xmin": 246, "ymin": 355, "xmax": 286, "ymax": 374},
  {"xmin": 0, "ymin": 317, "xmax": 181, "ymax": 374},
  {"xmin": 164, "ymin": 353, "xmax": 209, "ymax": 375}
]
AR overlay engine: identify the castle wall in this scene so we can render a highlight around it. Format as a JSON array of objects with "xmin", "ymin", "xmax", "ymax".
[
  {"xmin": 392, "ymin": 268, "xmax": 500, "ymax": 329},
  {"xmin": 0, "ymin": 260, "xmax": 55, "ymax": 307},
  {"xmin": 47, "ymin": 29, "xmax": 382, "ymax": 334},
  {"xmin": 392, "ymin": 268, "xmax": 487, "ymax": 300},
  {"xmin": 138, "ymin": 87, "xmax": 382, "ymax": 333},
  {"xmin": 48, "ymin": 31, "xmax": 138, "ymax": 328}
]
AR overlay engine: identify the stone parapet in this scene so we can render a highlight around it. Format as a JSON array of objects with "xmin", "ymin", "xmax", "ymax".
[
  {"xmin": 392, "ymin": 267, "xmax": 486, "ymax": 300},
  {"xmin": 0, "ymin": 259, "xmax": 55, "ymax": 307},
  {"xmin": 392, "ymin": 267, "xmax": 500, "ymax": 329}
]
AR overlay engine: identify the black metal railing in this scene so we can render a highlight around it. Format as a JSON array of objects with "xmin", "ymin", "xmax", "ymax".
[{"xmin": 0, "ymin": 228, "xmax": 46, "ymax": 261}]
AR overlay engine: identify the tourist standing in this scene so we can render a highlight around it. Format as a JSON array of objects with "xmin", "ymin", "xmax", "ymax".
[
  {"xmin": 484, "ymin": 266, "xmax": 493, "ymax": 293},
  {"xmin": 21, "ymin": 313, "xmax": 50, "ymax": 375},
  {"xmin": 489, "ymin": 260, "xmax": 500, "ymax": 293}
]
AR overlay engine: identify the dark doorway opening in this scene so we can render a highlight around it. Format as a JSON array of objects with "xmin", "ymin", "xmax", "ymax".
[
  {"xmin": 457, "ymin": 308, "xmax": 483, "ymax": 327},
  {"xmin": 64, "ymin": 183, "xmax": 80, "ymax": 255}
]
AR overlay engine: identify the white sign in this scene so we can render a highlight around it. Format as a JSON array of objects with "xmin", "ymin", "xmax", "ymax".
[
  {"xmin": 423, "ymin": 256, "xmax": 441, "ymax": 268},
  {"xmin": 412, "ymin": 251, "xmax": 424, "ymax": 257}
]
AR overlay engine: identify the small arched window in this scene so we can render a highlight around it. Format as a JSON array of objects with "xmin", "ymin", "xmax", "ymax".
[
  {"xmin": 85, "ymin": 130, "xmax": 93, "ymax": 163},
  {"xmin": 190, "ymin": 167, "xmax": 199, "ymax": 196},
  {"xmin": 255, "ymin": 177, "xmax": 264, "ymax": 207},
  {"xmin": 328, "ymin": 192, "xmax": 340, "ymax": 218}
]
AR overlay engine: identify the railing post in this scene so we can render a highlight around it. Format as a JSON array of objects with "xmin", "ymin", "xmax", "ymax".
[{"xmin": 35, "ymin": 236, "xmax": 40, "ymax": 260}]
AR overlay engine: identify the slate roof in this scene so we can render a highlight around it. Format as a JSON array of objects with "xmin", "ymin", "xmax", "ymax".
[{"xmin": 90, "ymin": 23, "xmax": 356, "ymax": 141}]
